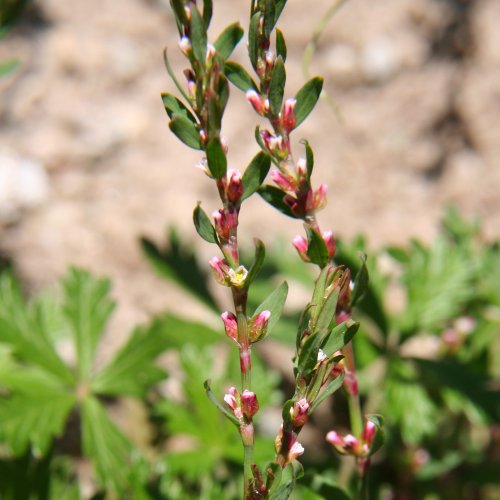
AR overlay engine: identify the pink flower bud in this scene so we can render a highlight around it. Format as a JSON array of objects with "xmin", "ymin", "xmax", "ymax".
[
  {"xmin": 290, "ymin": 398, "xmax": 309, "ymax": 427},
  {"xmin": 221, "ymin": 311, "xmax": 238, "ymax": 344},
  {"xmin": 209, "ymin": 256, "xmax": 230, "ymax": 286},
  {"xmin": 249, "ymin": 310, "xmax": 271, "ymax": 343},
  {"xmin": 213, "ymin": 208, "xmax": 238, "ymax": 240},
  {"xmin": 265, "ymin": 50, "xmax": 275, "ymax": 70},
  {"xmin": 305, "ymin": 184, "xmax": 328, "ymax": 212},
  {"xmin": 226, "ymin": 169, "xmax": 243, "ymax": 203},
  {"xmin": 241, "ymin": 390, "xmax": 259, "ymax": 417},
  {"xmin": 296, "ymin": 157, "xmax": 307, "ymax": 182},
  {"xmin": 271, "ymin": 170, "xmax": 297, "ymax": 192},
  {"xmin": 178, "ymin": 36, "xmax": 191, "ymax": 56},
  {"xmin": 224, "ymin": 386, "xmax": 243, "ymax": 420},
  {"xmin": 362, "ymin": 420, "xmax": 376, "ymax": 448},
  {"xmin": 292, "ymin": 235, "xmax": 310, "ymax": 262},
  {"xmin": 326, "ymin": 431, "xmax": 344, "ymax": 448},
  {"xmin": 246, "ymin": 90, "xmax": 266, "ymax": 115},
  {"xmin": 282, "ymin": 98, "xmax": 297, "ymax": 134},
  {"xmin": 289, "ymin": 440, "xmax": 305, "ymax": 460},
  {"xmin": 323, "ymin": 230, "xmax": 336, "ymax": 259},
  {"xmin": 206, "ymin": 44, "xmax": 216, "ymax": 62}
]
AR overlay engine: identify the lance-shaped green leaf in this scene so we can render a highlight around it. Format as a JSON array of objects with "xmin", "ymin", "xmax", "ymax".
[
  {"xmin": 294, "ymin": 77, "xmax": 323, "ymax": 127},
  {"xmin": 91, "ymin": 324, "xmax": 169, "ymax": 398},
  {"xmin": 224, "ymin": 61, "xmax": 257, "ymax": 92},
  {"xmin": 366, "ymin": 414, "xmax": 385, "ymax": 457},
  {"xmin": 63, "ymin": 268, "xmax": 115, "ymax": 381},
  {"xmin": 263, "ymin": 0, "xmax": 275, "ymax": 38},
  {"xmin": 258, "ymin": 185, "xmax": 298, "ymax": 219},
  {"xmin": 297, "ymin": 332, "xmax": 322, "ymax": 378},
  {"xmin": 309, "ymin": 265, "xmax": 330, "ymax": 327},
  {"xmin": 81, "ymin": 396, "xmax": 134, "ymax": 493},
  {"xmin": 214, "ymin": 22, "xmax": 244, "ymax": 60},
  {"xmin": 202, "ymin": 0, "xmax": 213, "ymax": 28},
  {"xmin": 204, "ymin": 380, "xmax": 240, "ymax": 427},
  {"xmin": 170, "ymin": 0, "xmax": 188, "ymax": 27},
  {"xmin": 276, "ymin": 29, "xmax": 287, "ymax": 61},
  {"xmin": 300, "ymin": 139, "xmax": 314, "ymax": 179},
  {"xmin": 161, "ymin": 93, "xmax": 197, "ymax": 124},
  {"xmin": 305, "ymin": 225, "xmax": 329, "ymax": 268},
  {"xmin": 309, "ymin": 372, "xmax": 344, "ymax": 413},
  {"xmin": 169, "ymin": 115, "xmax": 202, "ymax": 150},
  {"xmin": 241, "ymin": 152, "xmax": 271, "ymax": 201},
  {"xmin": 206, "ymin": 137, "xmax": 227, "ymax": 179},
  {"xmin": 163, "ymin": 48, "xmax": 191, "ymax": 103},
  {"xmin": 245, "ymin": 239, "xmax": 266, "ymax": 287},
  {"xmin": 190, "ymin": 6, "xmax": 207, "ymax": 66},
  {"xmin": 252, "ymin": 281, "xmax": 288, "ymax": 340},
  {"xmin": 265, "ymin": 462, "xmax": 283, "ymax": 497},
  {"xmin": 273, "ymin": 0, "xmax": 288, "ymax": 27},
  {"xmin": 269, "ymin": 56, "xmax": 286, "ymax": 116},
  {"xmin": 248, "ymin": 11, "xmax": 261, "ymax": 69},
  {"xmin": 350, "ymin": 253, "xmax": 369, "ymax": 307},
  {"xmin": 322, "ymin": 320, "xmax": 359, "ymax": 356},
  {"xmin": 315, "ymin": 288, "xmax": 339, "ymax": 335},
  {"xmin": 193, "ymin": 203, "xmax": 219, "ymax": 244}
]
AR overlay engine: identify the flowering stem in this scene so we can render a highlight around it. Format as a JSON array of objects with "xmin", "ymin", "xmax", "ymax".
[{"xmin": 343, "ymin": 342, "xmax": 363, "ymax": 438}]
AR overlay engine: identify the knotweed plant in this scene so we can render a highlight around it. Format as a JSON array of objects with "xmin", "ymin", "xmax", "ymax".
[{"xmin": 162, "ymin": 0, "xmax": 383, "ymax": 497}]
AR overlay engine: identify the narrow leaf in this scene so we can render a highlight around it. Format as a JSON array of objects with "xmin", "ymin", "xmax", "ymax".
[
  {"xmin": 275, "ymin": 29, "xmax": 287, "ymax": 61},
  {"xmin": 252, "ymin": 281, "xmax": 288, "ymax": 340},
  {"xmin": 204, "ymin": 380, "xmax": 240, "ymax": 426},
  {"xmin": 206, "ymin": 137, "xmax": 227, "ymax": 179},
  {"xmin": 161, "ymin": 93, "xmax": 196, "ymax": 123},
  {"xmin": 350, "ymin": 253, "xmax": 368, "ymax": 307},
  {"xmin": 224, "ymin": 61, "xmax": 257, "ymax": 92},
  {"xmin": 322, "ymin": 320, "xmax": 359, "ymax": 356},
  {"xmin": 245, "ymin": 239, "xmax": 266, "ymax": 287},
  {"xmin": 305, "ymin": 225, "xmax": 328, "ymax": 268},
  {"xmin": 315, "ymin": 288, "xmax": 339, "ymax": 335},
  {"xmin": 248, "ymin": 12, "xmax": 260, "ymax": 69},
  {"xmin": 214, "ymin": 22, "xmax": 244, "ymax": 60},
  {"xmin": 269, "ymin": 56, "xmax": 286, "ymax": 116},
  {"xmin": 190, "ymin": 6, "xmax": 207, "ymax": 66},
  {"xmin": 309, "ymin": 265, "xmax": 330, "ymax": 327},
  {"xmin": 273, "ymin": 0, "xmax": 288, "ymax": 27},
  {"xmin": 300, "ymin": 139, "xmax": 314, "ymax": 179},
  {"xmin": 298, "ymin": 333, "xmax": 322, "ymax": 377},
  {"xmin": 294, "ymin": 77, "xmax": 323, "ymax": 127},
  {"xmin": 309, "ymin": 373, "xmax": 344, "ymax": 412},
  {"xmin": 163, "ymin": 48, "xmax": 191, "ymax": 103},
  {"xmin": 242, "ymin": 152, "xmax": 271, "ymax": 201},
  {"xmin": 202, "ymin": 0, "xmax": 213, "ymax": 28},
  {"xmin": 169, "ymin": 115, "xmax": 202, "ymax": 149},
  {"xmin": 258, "ymin": 185, "xmax": 298, "ymax": 219},
  {"xmin": 193, "ymin": 203, "xmax": 219, "ymax": 244}
]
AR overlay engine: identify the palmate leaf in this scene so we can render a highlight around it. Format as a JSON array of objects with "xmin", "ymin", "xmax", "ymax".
[
  {"xmin": 91, "ymin": 324, "xmax": 169, "ymax": 398},
  {"xmin": 62, "ymin": 268, "xmax": 115, "ymax": 380},
  {"xmin": 0, "ymin": 274, "xmax": 74, "ymax": 384},
  {"xmin": 81, "ymin": 396, "xmax": 134, "ymax": 493}
]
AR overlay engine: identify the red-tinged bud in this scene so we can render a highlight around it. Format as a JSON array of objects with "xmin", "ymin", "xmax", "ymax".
[
  {"xmin": 274, "ymin": 424, "xmax": 284, "ymax": 453},
  {"xmin": 209, "ymin": 256, "xmax": 230, "ymax": 286},
  {"xmin": 241, "ymin": 390, "xmax": 259, "ymax": 417},
  {"xmin": 206, "ymin": 44, "xmax": 216, "ymax": 62},
  {"xmin": 289, "ymin": 440, "xmax": 305, "ymax": 461},
  {"xmin": 323, "ymin": 230, "xmax": 336, "ymax": 259},
  {"xmin": 249, "ymin": 310, "xmax": 271, "ymax": 343},
  {"xmin": 213, "ymin": 208, "xmax": 238, "ymax": 240},
  {"xmin": 221, "ymin": 311, "xmax": 238, "ymax": 345},
  {"xmin": 265, "ymin": 50, "xmax": 275, "ymax": 71},
  {"xmin": 246, "ymin": 90, "xmax": 266, "ymax": 115},
  {"xmin": 284, "ymin": 194, "xmax": 303, "ymax": 217},
  {"xmin": 220, "ymin": 135, "xmax": 229, "ymax": 154},
  {"xmin": 200, "ymin": 129, "xmax": 207, "ymax": 144},
  {"xmin": 292, "ymin": 235, "xmax": 310, "ymax": 262},
  {"xmin": 226, "ymin": 169, "xmax": 243, "ymax": 203},
  {"xmin": 260, "ymin": 130, "xmax": 287, "ymax": 158},
  {"xmin": 306, "ymin": 184, "xmax": 328, "ymax": 212},
  {"xmin": 343, "ymin": 370, "xmax": 358, "ymax": 396},
  {"xmin": 326, "ymin": 431, "xmax": 344, "ymax": 449},
  {"xmin": 290, "ymin": 398, "xmax": 310, "ymax": 427},
  {"xmin": 296, "ymin": 157, "xmax": 307, "ymax": 183},
  {"xmin": 271, "ymin": 170, "xmax": 297, "ymax": 192},
  {"xmin": 282, "ymin": 98, "xmax": 297, "ymax": 134},
  {"xmin": 326, "ymin": 431, "xmax": 362, "ymax": 456},
  {"xmin": 224, "ymin": 386, "xmax": 243, "ymax": 420},
  {"xmin": 362, "ymin": 420, "xmax": 376, "ymax": 448},
  {"xmin": 178, "ymin": 36, "xmax": 191, "ymax": 56}
]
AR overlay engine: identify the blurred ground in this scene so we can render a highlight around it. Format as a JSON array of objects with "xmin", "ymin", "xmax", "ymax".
[{"xmin": 0, "ymin": 0, "xmax": 499, "ymax": 353}]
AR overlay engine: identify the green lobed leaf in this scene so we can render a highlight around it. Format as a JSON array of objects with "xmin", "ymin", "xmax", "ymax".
[
  {"xmin": 190, "ymin": 6, "xmax": 208, "ymax": 66},
  {"xmin": 245, "ymin": 239, "xmax": 266, "ymax": 288},
  {"xmin": 81, "ymin": 396, "xmax": 134, "ymax": 493},
  {"xmin": 241, "ymin": 151, "xmax": 271, "ymax": 201},
  {"xmin": 322, "ymin": 320, "xmax": 359, "ymax": 356},
  {"xmin": 301, "ymin": 139, "xmax": 314, "ymax": 179},
  {"xmin": 193, "ymin": 203, "xmax": 219, "ymax": 244},
  {"xmin": 91, "ymin": 324, "xmax": 169, "ymax": 397},
  {"xmin": 258, "ymin": 185, "xmax": 298, "ymax": 219},
  {"xmin": 275, "ymin": 29, "xmax": 287, "ymax": 61},
  {"xmin": 214, "ymin": 22, "xmax": 244, "ymax": 60},
  {"xmin": 350, "ymin": 253, "xmax": 369, "ymax": 307},
  {"xmin": 161, "ymin": 93, "xmax": 197, "ymax": 124},
  {"xmin": 309, "ymin": 372, "xmax": 344, "ymax": 413},
  {"xmin": 248, "ymin": 12, "xmax": 261, "ymax": 69},
  {"xmin": 252, "ymin": 281, "xmax": 288, "ymax": 341},
  {"xmin": 206, "ymin": 137, "xmax": 227, "ymax": 179},
  {"xmin": 305, "ymin": 226, "xmax": 329, "ymax": 268},
  {"xmin": 169, "ymin": 114, "xmax": 202, "ymax": 149},
  {"xmin": 269, "ymin": 56, "xmax": 286, "ymax": 116},
  {"xmin": 224, "ymin": 61, "xmax": 257, "ymax": 92},
  {"xmin": 63, "ymin": 268, "xmax": 115, "ymax": 381},
  {"xmin": 294, "ymin": 77, "xmax": 323, "ymax": 127}
]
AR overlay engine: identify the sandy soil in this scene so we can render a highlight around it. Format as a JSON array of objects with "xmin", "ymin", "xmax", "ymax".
[{"xmin": 1, "ymin": 0, "xmax": 499, "ymax": 353}]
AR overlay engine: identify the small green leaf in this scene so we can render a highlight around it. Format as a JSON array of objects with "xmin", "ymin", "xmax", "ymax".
[
  {"xmin": 169, "ymin": 115, "xmax": 202, "ymax": 149},
  {"xmin": 258, "ymin": 185, "xmax": 298, "ymax": 219},
  {"xmin": 266, "ymin": 462, "xmax": 283, "ymax": 496},
  {"xmin": 294, "ymin": 77, "xmax": 323, "ymax": 127},
  {"xmin": 246, "ymin": 239, "xmax": 266, "ymax": 288},
  {"xmin": 224, "ymin": 61, "xmax": 257, "ymax": 92},
  {"xmin": 350, "ymin": 253, "xmax": 368, "ymax": 307},
  {"xmin": 322, "ymin": 320, "xmax": 359, "ymax": 356},
  {"xmin": 309, "ymin": 373, "xmax": 344, "ymax": 412},
  {"xmin": 309, "ymin": 265, "xmax": 330, "ymax": 327},
  {"xmin": 252, "ymin": 281, "xmax": 288, "ymax": 340},
  {"xmin": 161, "ymin": 93, "xmax": 196, "ymax": 123},
  {"xmin": 190, "ymin": 6, "xmax": 208, "ymax": 66},
  {"xmin": 305, "ymin": 226, "xmax": 328, "ymax": 268},
  {"xmin": 273, "ymin": 0, "xmax": 288, "ymax": 27},
  {"xmin": 193, "ymin": 203, "xmax": 219, "ymax": 244},
  {"xmin": 242, "ymin": 152, "xmax": 271, "ymax": 201},
  {"xmin": 276, "ymin": 29, "xmax": 287, "ymax": 61},
  {"xmin": 269, "ymin": 56, "xmax": 286, "ymax": 116},
  {"xmin": 301, "ymin": 139, "xmax": 314, "ymax": 179},
  {"xmin": 298, "ymin": 333, "xmax": 322, "ymax": 378},
  {"xmin": 163, "ymin": 48, "xmax": 191, "ymax": 103},
  {"xmin": 214, "ymin": 22, "xmax": 244, "ymax": 60},
  {"xmin": 281, "ymin": 399, "xmax": 294, "ymax": 425},
  {"xmin": 204, "ymin": 380, "xmax": 240, "ymax": 426},
  {"xmin": 202, "ymin": 0, "xmax": 213, "ymax": 28},
  {"xmin": 248, "ymin": 12, "xmax": 261, "ymax": 69},
  {"xmin": 206, "ymin": 137, "xmax": 227, "ymax": 179},
  {"xmin": 315, "ymin": 288, "xmax": 339, "ymax": 335},
  {"xmin": 170, "ymin": 0, "xmax": 188, "ymax": 27}
]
